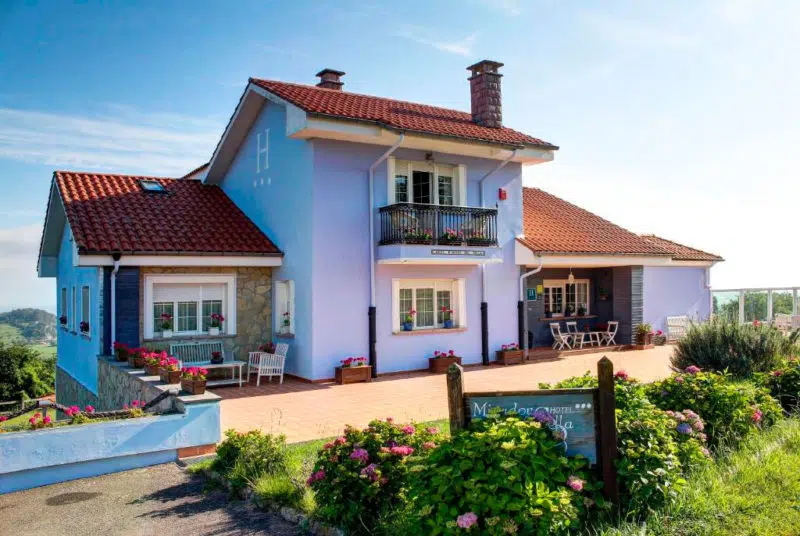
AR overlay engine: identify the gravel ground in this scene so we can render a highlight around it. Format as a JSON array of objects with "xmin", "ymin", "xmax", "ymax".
[{"xmin": 0, "ymin": 463, "xmax": 304, "ymax": 536}]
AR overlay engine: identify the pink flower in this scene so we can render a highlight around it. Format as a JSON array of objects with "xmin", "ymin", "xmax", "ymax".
[
  {"xmin": 389, "ymin": 445, "xmax": 414, "ymax": 457},
  {"xmin": 772, "ymin": 370, "xmax": 784, "ymax": 377},
  {"xmin": 43, "ymin": 416, "xmax": 51, "ymax": 424},
  {"xmin": 323, "ymin": 442, "xmax": 334, "ymax": 450},
  {"xmin": 306, "ymin": 470, "xmax": 326, "ymax": 486},
  {"xmin": 433, "ymin": 351, "xmax": 440, "ymax": 357},
  {"xmin": 675, "ymin": 376, "xmax": 685, "ymax": 383},
  {"xmin": 123, "ymin": 404, "xmax": 129, "ymax": 410},
  {"xmin": 567, "ymin": 476, "xmax": 584, "ymax": 492},
  {"xmin": 701, "ymin": 447, "xmax": 711, "ymax": 457},
  {"xmin": 335, "ymin": 436, "xmax": 347, "ymax": 445},
  {"xmin": 614, "ymin": 370, "xmax": 629, "ymax": 381},
  {"xmin": 401, "ymin": 425, "xmax": 415, "ymax": 435},
  {"xmin": 350, "ymin": 447, "xmax": 370, "ymax": 464},
  {"xmin": 685, "ymin": 365, "xmax": 702, "ymax": 375},
  {"xmin": 456, "ymin": 512, "xmax": 478, "ymax": 529},
  {"xmin": 423, "ymin": 441, "xmax": 437, "ymax": 450},
  {"xmin": 426, "ymin": 426, "xmax": 440, "ymax": 434},
  {"xmin": 0, "ymin": 415, "xmax": 7, "ymax": 422},
  {"xmin": 386, "ymin": 417, "xmax": 394, "ymax": 423},
  {"xmin": 28, "ymin": 417, "xmax": 36, "ymax": 424},
  {"xmin": 752, "ymin": 409, "xmax": 763, "ymax": 424},
  {"xmin": 85, "ymin": 405, "xmax": 95, "ymax": 413}
]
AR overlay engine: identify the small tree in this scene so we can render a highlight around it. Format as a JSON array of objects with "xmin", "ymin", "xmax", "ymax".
[{"xmin": 0, "ymin": 343, "xmax": 55, "ymax": 401}]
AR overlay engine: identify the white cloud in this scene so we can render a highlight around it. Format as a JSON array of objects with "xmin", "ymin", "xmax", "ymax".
[
  {"xmin": 578, "ymin": 10, "xmax": 698, "ymax": 50},
  {"xmin": 393, "ymin": 26, "xmax": 478, "ymax": 57},
  {"xmin": 0, "ymin": 106, "xmax": 222, "ymax": 176},
  {"xmin": 0, "ymin": 224, "xmax": 54, "ymax": 312}
]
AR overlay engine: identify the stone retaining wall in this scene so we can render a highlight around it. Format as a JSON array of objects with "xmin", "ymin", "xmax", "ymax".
[
  {"xmin": 97, "ymin": 358, "xmax": 174, "ymax": 412},
  {"xmin": 56, "ymin": 366, "xmax": 99, "ymax": 409}
]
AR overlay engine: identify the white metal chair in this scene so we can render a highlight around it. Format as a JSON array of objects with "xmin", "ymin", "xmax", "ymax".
[
  {"xmin": 248, "ymin": 351, "xmax": 286, "ymax": 386},
  {"xmin": 667, "ymin": 316, "xmax": 689, "ymax": 342},
  {"xmin": 565, "ymin": 321, "xmax": 585, "ymax": 349},
  {"xmin": 601, "ymin": 321, "xmax": 619, "ymax": 346},
  {"xmin": 274, "ymin": 343, "xmax": 289, "ymax": 357},
  {"xmin": 550, "ymin": 323, "xmax": 572, "ymax": 351}
]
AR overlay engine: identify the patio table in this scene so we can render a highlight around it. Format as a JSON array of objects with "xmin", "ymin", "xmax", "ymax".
[{"xmin": 203, "ymin": 361, "xmax": 245, "ymax": 388}]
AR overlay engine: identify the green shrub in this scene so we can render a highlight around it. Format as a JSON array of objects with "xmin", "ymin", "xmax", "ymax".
[
  {"xmin": 307, "ymin": 418, "xmax": 444, "ymax": 534},
  {"xmin": 253, "ymin": 473, "xmax": 305, "ymax": 510},
  {"xmin": 0, "ymin": 343, "xmax": 55, "ymax": 400},
  {"xmin": 647, "ymin": 368, "xmax": 782, "ymax": 449},
  {"xmin": 671, "ymin": 319, "xmax": 798, "ymax": 377},
  {"xmin": 214, "ymin": 429, "xmax": 289, "ymax": 492},
  {"xmin": 757, "ymin": 359, "xmax": 800, "ymax": 413},
  {"xmin": 408, "ymin": 413, "xmax": 602, "ymax": 535},
  {"xmin": 539, "ymin": 369, "xmax": 646, "ymax": 411}
]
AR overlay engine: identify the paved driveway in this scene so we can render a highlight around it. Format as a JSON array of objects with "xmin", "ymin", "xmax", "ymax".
[
  {"xmin": 218, "ymin": 346, "xmax": 675, "ymax": 442},
  {"xmin": 0, "ymin": 463, "xmax": 301, "ymax": 536}
]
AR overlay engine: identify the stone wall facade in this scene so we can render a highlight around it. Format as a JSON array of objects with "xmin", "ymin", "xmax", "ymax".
[
  {"xmin": 96, "ymin": 358, "xmax": 174, "ymax": 412},
  {"xmin": 139, "ymin": 266, "xmax": 272, "ymax": 361},
  {"xmin": 56, "ymin": 366, "xmax": 99, "ymax": 409}
]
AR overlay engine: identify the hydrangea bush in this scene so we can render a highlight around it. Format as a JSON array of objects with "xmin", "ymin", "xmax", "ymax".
[
  {"xmin": 647, "ymin": 367, "xmax": 781, "ymax": 448},
  {"xmin": 308, "ymin": 418, "xmax": 444, "ymax": 533},
  {"xmin": 757, "ymin": 359, "xmax": 800, "ymax": 413},
  {"xmin": 408, "ymin": 412, "xmax": 602, "ymax": 535}
]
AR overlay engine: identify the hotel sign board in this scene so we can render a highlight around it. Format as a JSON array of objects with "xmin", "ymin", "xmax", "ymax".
[{"xmin": 431, "ymin": 249, "xmax": 486, "ymax": 257}]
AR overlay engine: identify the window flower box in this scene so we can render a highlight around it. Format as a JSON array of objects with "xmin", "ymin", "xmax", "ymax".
[
  {"xmin": 335, "ymin": 357, "xmax": 371, "ymax": 385},
  {"xmin": 180, "ymin": 367, "xmax": 208, "ymax": 395},
  {"xmin": 143, "ymin": 352, "xmax": 163, "ymax": 376},
  {"xmin": 428, "ymin": 349, "xmax": 461, "ymax": 374},
  {"xmin": 496, "ymin": 343, "xmax": 523, "ymax": 366}
]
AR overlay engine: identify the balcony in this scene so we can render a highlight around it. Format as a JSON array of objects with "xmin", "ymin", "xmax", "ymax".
[{"xmin": 378, "ymin": 203, "xmax": 498, "ymax": 247}]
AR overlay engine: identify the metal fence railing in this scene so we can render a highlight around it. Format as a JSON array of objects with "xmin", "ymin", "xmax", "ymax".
[{"xmin": 712, "ymin": 287, "xmax": 800, "ymax": 325}]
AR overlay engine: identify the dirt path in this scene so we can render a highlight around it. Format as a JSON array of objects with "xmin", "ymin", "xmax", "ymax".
[{"xmin": 0, "ymin": 463, "xmax": 302, "ymax": 536}]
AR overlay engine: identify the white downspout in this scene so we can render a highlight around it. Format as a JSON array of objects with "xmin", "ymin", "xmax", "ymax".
[
  {"xmin": 705, "ymin": 265, "xmax": 713, "ymax": 321},
  {"xmin": 110, "ymin": 256, "xmax": 121, "ymax": 346},
  {"xmin": 369, "ymin": 133, "xmax": 404, "ymax": 306},
  {"xmin": 519, "ymin": 257, "xmax": 544, "ymax": 354}
]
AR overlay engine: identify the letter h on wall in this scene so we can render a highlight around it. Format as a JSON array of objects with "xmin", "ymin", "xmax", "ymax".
[{"xmin": 256, "ymin": 129, "xmax": 269, "ymax": 173}]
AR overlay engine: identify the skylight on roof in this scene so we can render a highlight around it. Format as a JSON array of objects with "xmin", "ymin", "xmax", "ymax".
[{"xmin": 140, "ymin": 180, "xmax": 165, "ymax": 192}]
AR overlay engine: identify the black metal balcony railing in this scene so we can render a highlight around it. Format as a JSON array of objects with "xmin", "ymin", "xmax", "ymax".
[{"xmin": 378, "ymin": 203, "xmax": 498, "ymax": 246}]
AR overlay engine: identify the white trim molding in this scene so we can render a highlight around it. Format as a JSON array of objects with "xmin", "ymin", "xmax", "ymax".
[
  {"xmin": 514, "ymin": 241, "xmax": 714, "ymax": 268},
  {"xmin": 77, "ymin": 255, "xmax": 282, "ymax": 267}
]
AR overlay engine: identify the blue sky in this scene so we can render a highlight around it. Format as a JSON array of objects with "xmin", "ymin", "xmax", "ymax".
[{"xmin": 1, "ymin": 0, "xmax": 798, "ymax": 312}]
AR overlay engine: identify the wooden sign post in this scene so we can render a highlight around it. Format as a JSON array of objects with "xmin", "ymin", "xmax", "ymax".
[{"xmin": 446, "ymin": 357, "xmax": 619, "ymax": 502}]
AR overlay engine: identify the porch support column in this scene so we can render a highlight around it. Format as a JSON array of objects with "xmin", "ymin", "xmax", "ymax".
[
  {"xmin": 517, "ymin": 300, "xmax": 525, "ymax": 351},
  {"xmin": 368, "ymin": 306, "xmax": 377, "ymax": 378},
  {"xmin": 481, "ymin": 302, "xmax": 489, "ymax": 365},
  {"xmin": 793, "ymin": 288, "xmax": 798, "ymax": 316},
  {"xmin": 739, "ymin": 290, "xmax": 745, "ymax": 324}
]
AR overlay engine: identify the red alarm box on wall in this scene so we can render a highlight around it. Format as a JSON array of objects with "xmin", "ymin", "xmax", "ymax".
[{"xmin": 498, "ymin": 188, "xmax": 507, "ymax": 201}]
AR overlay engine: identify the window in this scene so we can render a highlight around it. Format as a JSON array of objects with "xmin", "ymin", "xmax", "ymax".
[
  {"xmin": 393, "ymin": 279, "xmax": 465, "ymax": 331},
  {"xmin": 71, "ymin": 287, "xmax": 77, "ymax": 331},
  {"xmin": 388, "ymin": 159, "xmax": 465, "ymax": 206},
  {"xmin": 143, "ymin": 275, "xmax": 236, "ymax": 338},
  {"xmin": 544, "ymin": 279, "xmax": 590, "ymax": 316},
  {"xmin": 257, "ymin": 129, "xmax": 269, "ymax": 172},
  {"xmin": 81, "ymin": 286, "xmax": 90, "ymax": 335},
  {"xmin": 140, "ymin": 180, "xmax": 165, "ymax": 192},
  {"xmin": 275, "ymin": 280, "xmax": 295, "ymax": 335},
  {"xmin": 60, "ymin": 287, "xmax": 67, "ymax": 327}
]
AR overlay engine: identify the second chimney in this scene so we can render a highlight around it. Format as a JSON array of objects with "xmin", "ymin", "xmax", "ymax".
[
  {"xmin": 467, "ymin": 60, "xmax": 503, "ymax": 128},
  {"xmin": 316, "ymin": 68, "xmax": 345, "ymax": 90}
]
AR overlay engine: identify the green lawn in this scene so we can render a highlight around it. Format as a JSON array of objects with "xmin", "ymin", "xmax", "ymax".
[
  {"xmin": 30, "ymin": 344, "xmax": 57, "ymax": 358},
  {"xmin": 0, "ymin": 323, "xmax": 23, "ymax": 344},
  {"xmin": 595, "ymin": 418, "xmax": 800, "ymax": 536}
]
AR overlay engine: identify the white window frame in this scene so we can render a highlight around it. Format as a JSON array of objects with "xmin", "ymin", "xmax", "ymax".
[
  {"xmin": 274, "ymin": 280, "xmax": 295, "ymax": 335},
  {"xmin": 392, "ymin": 278, "xmax": 466, "ymax": 332},
  {"xmin": 387, "ymin": 158, "xmax": 467, "ymax": 206},
  {"xmin": 143, "ymin": 274, "xmax": 237, "ymax": 339},
  {"xmin": 81, "ymin": 285, "xmax": 91, "ymax": 337},
  {"xmin": 543, "ymin": 279, "xmax": 591, "ymax": 317},
  {"xmin": 71, "ymin": 286, "xmax": 77, "ymax": 331},
  {"xmin": 60, "ymin": 287, "xmax": 67, "ymax": 327},
  {"xmin": 256, "ymin": 128, "xmax": 269, "ymax": 172}
]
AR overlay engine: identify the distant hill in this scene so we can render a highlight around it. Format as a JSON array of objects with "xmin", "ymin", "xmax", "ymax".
[{"xmin": 0, "ymin": 309, "xmax": 57, "ymax": 345}]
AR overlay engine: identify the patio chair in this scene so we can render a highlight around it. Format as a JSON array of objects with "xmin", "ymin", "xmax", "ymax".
[
  {"xmin": 274, "ymin": 343, "xmax": 289, "ymax": 357},
  {"xmin": 248, "ymin": 351, "xmax": 286, "ymax": 386},
  {"xmin": 549, "ymin": 323, "xmax": 572, "ymax": 351},
  {"xmin": 667, "ymin": 316, "xmax": 689, "ymax": 342},
  {"xmin": 601, "ymin": 321, "xmax": 619, "ymax": 346},
  {"xmin": 565, "ymin": 321, "xmax": 585, "ymax": 349}
]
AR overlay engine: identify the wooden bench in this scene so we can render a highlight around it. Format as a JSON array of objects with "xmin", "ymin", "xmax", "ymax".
[
  {"xmin": 667, "ymin": 316, "xmax": 689, "ymax": 342},
  {"xmin": 170, "ymin": 341, "xmax": 244, "ymax": 388}
]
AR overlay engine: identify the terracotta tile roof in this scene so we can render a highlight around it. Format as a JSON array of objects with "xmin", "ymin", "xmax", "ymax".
[
  {"xmin": 640, "ymin": 235, "xmax": 723, "ymax": 262},
  {"xmin": 54, "ymin": 171, "xmax": 281, "ymax": 256},
  {"xmin": 250, "ymin": 78, "xmax": 557, "ymax": 150},
  {"xmin": 520, "ymin": 188, "xmax": 673, "ymax": 256}
]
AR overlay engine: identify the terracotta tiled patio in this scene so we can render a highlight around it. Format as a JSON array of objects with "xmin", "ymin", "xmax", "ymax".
[{"xmin": 215, "ymin": 346, "xmax": 675, "ymax": 443}]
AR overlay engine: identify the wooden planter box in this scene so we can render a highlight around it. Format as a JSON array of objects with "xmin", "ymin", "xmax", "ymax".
[
  {"xmin": 496, "ymin": 349, "xmax": 524, "ymax": 366},
  {"xmin": 181, "ymin": 378, "xmax": 207, "ymax": 395},
  {"xmin": 160, "ymin": 369, "xmax": 181, "ymax": 384},
  {"xmin": 144, "ymin": 363, "xmax": 160, "ymax": 376},
  {"xmin": 636, "ymin": 333, "xmax": 653, "ymax": 346},
  {"xmin": 128, "ymin": 355, "xmax": 145, "ymax": 369},
  {"xmin": 335, "ymin": 365, "xmax": 372, "ymax": 385},
  {"xmin": 429, "ymin": 356, "xmax": 462, "ymax": 374}
]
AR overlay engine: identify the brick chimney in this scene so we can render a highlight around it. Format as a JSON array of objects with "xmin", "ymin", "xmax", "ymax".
[
  {"xmin": 467, "ymin": 60, "xmax": 503, "ymax": 128},
  {"xmin": 315, "ymin": 68, "xmax": 345, "ymax": 90}
]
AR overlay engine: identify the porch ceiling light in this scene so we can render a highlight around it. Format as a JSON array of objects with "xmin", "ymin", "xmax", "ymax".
[{"xmin": 567, "ymin": 269, "xmax": 575, "ymax": 285}]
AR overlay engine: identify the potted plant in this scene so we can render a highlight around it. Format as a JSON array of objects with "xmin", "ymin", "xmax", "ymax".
[
  {"xmin": 636, "ymin": 323, "xmax": 654, "ymax": 347},
  {"xmin": 496, "ymin": 342, "xmax": 524, "ymax": 365},
  {"xmin": 653, "ymin": 329, "xmax": 667, "ymax": 346},
  {"xmin": 404, "ymin": 227, "xmax": 433, "ymax": 244},
  {"xmin": 180, "ymin": 366, "xmax": 208, "ymax": 395},
  {"xmin": 259, "ymin": 341, "xmax": 276, "ymax": 353},
  {"xmin": 335, "ymin": 356, "xmax": 371, "ymax": 385},
  {"xmin": 59, "ymin": 315, "xmax": 67, "ymax": 327},
  {"xmin": 113, "ymin": 341, "xmax": 130, "ymax": 362},
  {"xmin": 402, "ymin": 309, "xmax": 416, "ymax": 331},
  {"xmin": 160, "ymin": 313, "xmax": 174, "ymax": 338},
  {"xmin": 79, "ymin": 320, "xmax": 90, "ymax": 334},
  {"xmin": 440, "ymin": 227, "xmax": 463, "ymax": 245},
  {"xmin": 143, "ymin": 351, "xmax": 163, "ymax": 376},
  {"xmin": 128, "ymin": 347, "xmax": 147, "ymax": 369},
  {"xmin": 577, "ymin": 304, "xmax": 587, "ymax": 317},
  {"xmin": 281, "ymin": 311, "xmax": 292, "ymax": 335},
  {"xmin": 564, "ymin": 304, "xmax": 574, "ymax": 318},
  {"xmin": 159, "ymin": 356, "xmax": 181, "ymax": 384},
  {"xmin": 208, "ymin": 313, "xmax": 225, "ymax": 336},
  {"xmin": 211, "ymin": 350, "xmax": 224, "ymax": 364},
  {"xmin": 428, "ymin": 349, "xmax": 461, "ymax": 373},
  {"xmin": 440, "ymin": 307, "xmax": 454, "ymax": 329}
]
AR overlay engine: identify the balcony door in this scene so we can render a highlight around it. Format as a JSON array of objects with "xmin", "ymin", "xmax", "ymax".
[
  {"xmin": 412, "ymin": 171, "xmax": 432, "ymax": 204},
  {"xmin": 390, "ymin": 159, "xmax": 462, "ymax": 207}
]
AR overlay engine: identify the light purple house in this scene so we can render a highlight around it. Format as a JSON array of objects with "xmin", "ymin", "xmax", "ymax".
[{"xmin": 39, "ymin": 60, "xmax": 723, "ymax": 398}]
